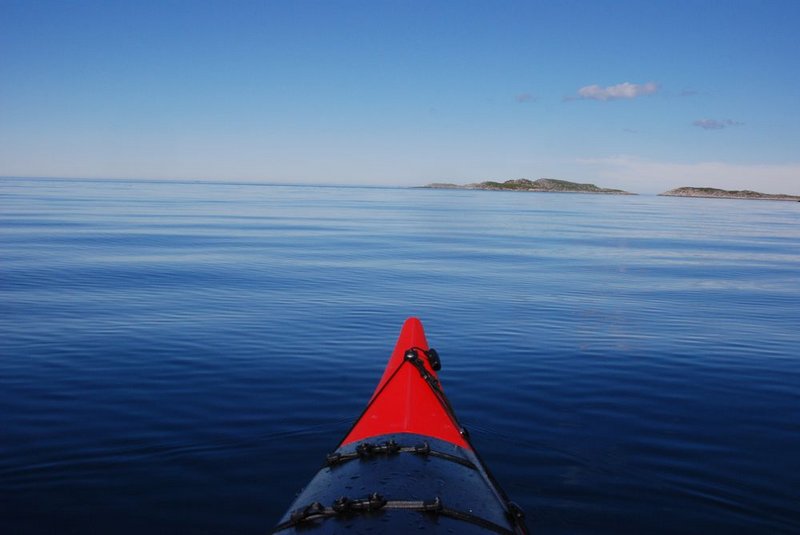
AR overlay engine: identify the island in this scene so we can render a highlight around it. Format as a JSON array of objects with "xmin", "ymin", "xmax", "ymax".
[
  {"xmin": 422, "ymin": 178, "xmax": 634, "ymax": 195},
  {"xmin": 660, "ymin": 187, "xmax": 800, "ymax": 201}
]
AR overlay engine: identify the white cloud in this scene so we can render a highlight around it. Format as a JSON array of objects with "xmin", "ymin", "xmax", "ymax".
[
  {"xmin": 577, "ymin": 155, "xmax": 800, "ymax": 195},
  {"xmin": 572, "ymin": 81, "xmax": 659, "ymax": 101},
  {"xmin": 692, "ymin": 118, "xmax": 744, "ymax": 130}
]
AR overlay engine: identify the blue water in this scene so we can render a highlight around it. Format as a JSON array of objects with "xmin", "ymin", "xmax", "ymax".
[{"xmin": 1, "ymin": 178, "xmax": 799, "ymax": 534}]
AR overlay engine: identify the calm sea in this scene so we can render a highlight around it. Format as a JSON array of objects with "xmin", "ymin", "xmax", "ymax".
[{"xmin": 1, "ymin": 178, "xmax": 799, "ymax": 534}]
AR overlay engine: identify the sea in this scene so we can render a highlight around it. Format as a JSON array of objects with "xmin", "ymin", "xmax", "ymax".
[{"xmin": 1, "ymin": 177, "xmax": 799, "ymax": 534}]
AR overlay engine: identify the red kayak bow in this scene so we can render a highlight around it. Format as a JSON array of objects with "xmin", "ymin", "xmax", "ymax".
[{"xmin": 341, "ymin": 317, "xmax": 470, "ymax": 449}]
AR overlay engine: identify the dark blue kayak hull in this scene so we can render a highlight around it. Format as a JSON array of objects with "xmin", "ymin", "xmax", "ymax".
[
  {"xmin": 273, "ymin": 319, "xmax": 527, "ymax": 533},
  {"xmin": 273, "ymin": 433, "xmax": 524, "ymax": 534}
]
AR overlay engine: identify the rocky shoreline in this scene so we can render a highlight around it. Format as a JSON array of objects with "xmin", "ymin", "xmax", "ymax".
[
  {"xmin": 422, "ymin": 178, "xmax": 635, "ymax": 195},
  {"xmin": 421, "ymin": 180, "xmax": 799, "ymax": 201},
  {"xmin": 660, "ymin": 187, "xmax": 800, "ymax": 201}
]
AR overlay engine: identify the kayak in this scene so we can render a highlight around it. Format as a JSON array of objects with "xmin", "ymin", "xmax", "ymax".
[{"xmin": 272, "ymin": 317, "xmax": 528, "ymax": 534}]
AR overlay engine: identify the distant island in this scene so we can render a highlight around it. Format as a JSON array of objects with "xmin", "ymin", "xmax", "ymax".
[
  {"xmin": 422, "ymin": 178, "xmax": 634, "ymax": 195},
  {"xmin": 660, "ymin": 187, "xmax": 800, "ymax": 202}
]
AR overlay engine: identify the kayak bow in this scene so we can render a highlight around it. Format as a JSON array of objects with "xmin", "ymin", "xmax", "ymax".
[{"xmin": 273, "ymin": 317, "xmax": 527, "ymax": 534}]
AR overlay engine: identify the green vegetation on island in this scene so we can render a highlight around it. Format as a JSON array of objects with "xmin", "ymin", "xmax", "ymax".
[
  {"xmin": 660, "ymin": 187, "xmax": 800, "ymax": 201},
  {"xmin": 422, "ymin": 178, "xmax": 634, "ymax": 194}
]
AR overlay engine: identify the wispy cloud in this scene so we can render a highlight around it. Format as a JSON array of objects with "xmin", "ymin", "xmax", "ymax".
[
  {"xmin": 692, "ymin": 118, "xmax": 744, "ymax": 130},
  {"xmin": 578, "ymin": 155, "xmax": 800, "ymax": 194},
  {"xmin": 569, "ymin": 81, "xmax": 659, "ymax": 101},
  {"xmin": 515, "ymin": 93, "xmax": 536, "ymax": 103}
]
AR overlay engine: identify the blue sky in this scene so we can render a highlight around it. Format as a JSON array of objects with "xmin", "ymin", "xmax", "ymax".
[{"xmin": 2, "ymin": 0, "xmax": 799, "ymax": 193}]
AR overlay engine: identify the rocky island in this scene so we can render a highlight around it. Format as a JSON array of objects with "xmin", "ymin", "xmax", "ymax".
[
  {"xmin": 660, "ymin": 187, "xmax": 800, "ymax": 201},
  {"xmin": 423, "ymin": 178, "xmax": 634, "ymax": 195}
]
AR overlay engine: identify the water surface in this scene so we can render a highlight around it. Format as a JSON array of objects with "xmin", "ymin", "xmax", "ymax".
[{"xmin": 1, "ymin": 178, "xmax": 799, "ymax": 533}]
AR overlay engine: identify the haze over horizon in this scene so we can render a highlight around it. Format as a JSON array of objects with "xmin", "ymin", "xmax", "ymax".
[{"xmin": 2, "ymin": 1, "xmax": 799, "ymax": 195}]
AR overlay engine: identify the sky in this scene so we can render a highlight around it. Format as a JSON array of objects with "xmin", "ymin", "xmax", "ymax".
[{"xmin": 1, "ymin": 0, "xmax": 799, "ymax": 194}]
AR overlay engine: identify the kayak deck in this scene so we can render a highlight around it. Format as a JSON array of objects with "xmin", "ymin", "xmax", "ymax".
[
  {"xmin": 341, "ymin": 317, "xmax": 469, "ymax": 448},
  {"xmin": 273, "ymin": 318, "xmax": 527, "ymax": 534}
]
